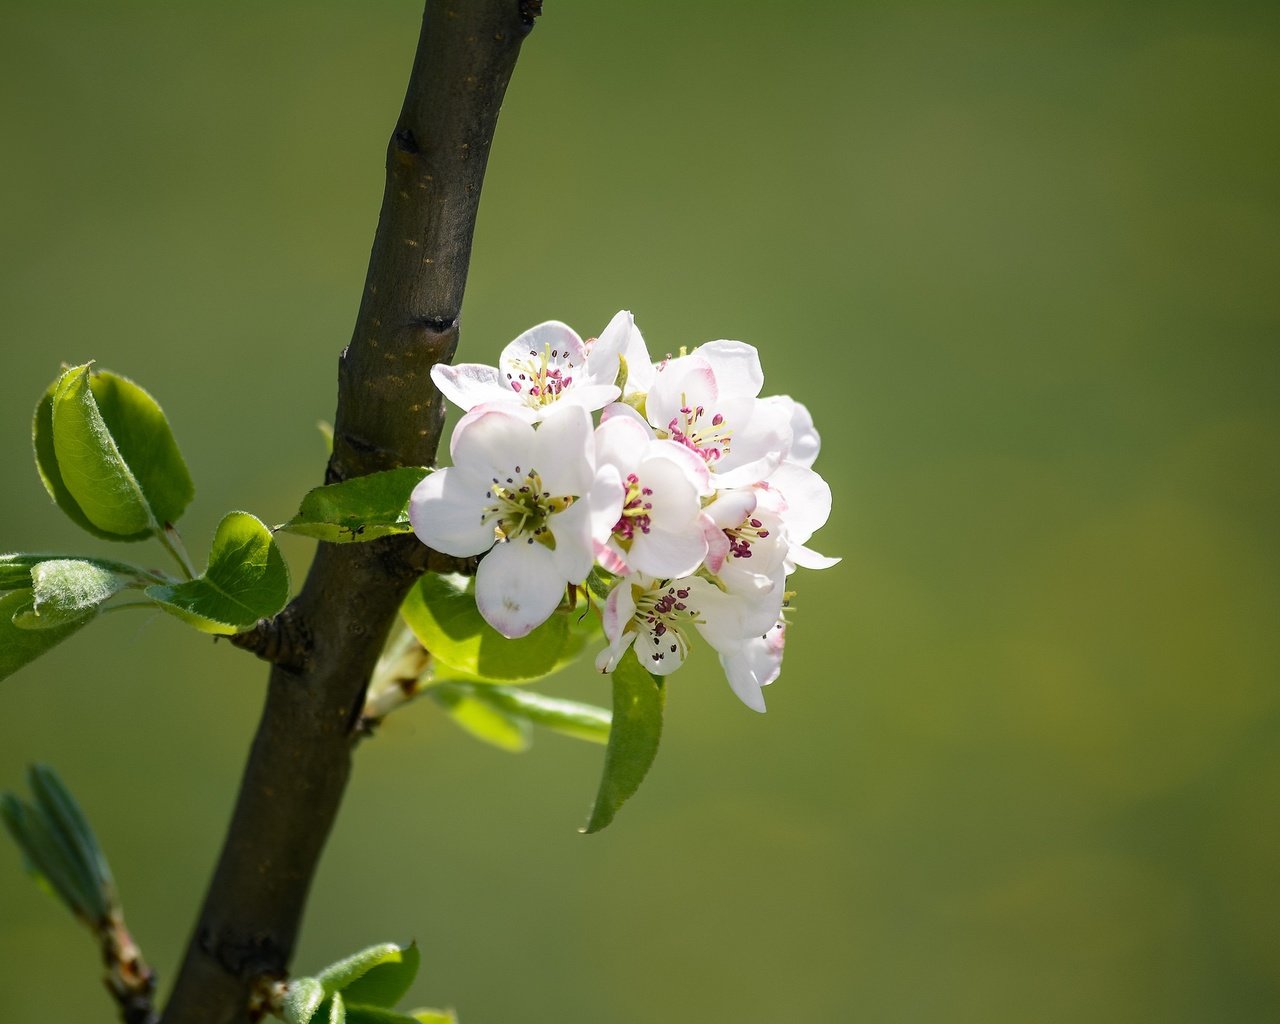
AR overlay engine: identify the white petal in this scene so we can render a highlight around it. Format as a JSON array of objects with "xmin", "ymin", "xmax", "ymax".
[
  {"xmin": 431, "ymin": 363, "xmax": 513, "ymax": 412},
  {"xmin": 548, "ymin": 383, "xmax": 621, "ymax": 416},
  {"xmin": 475, "ymin": 541, "xmax": 565, "ymax": 638},
  {"xmin": 500, "ymin": 320, "xmax": 586, "ymax": 371},
  {"xmin": 627, "ymin": 524, "xmax": 708, "ymax": 579},
  {"xmin": 788, "ymin": 543, "xmax": 841, "ymax": 570},
  {"xmin": 531, "ymin": 403, "xmax": 594, "ymax": 496},
  {"xmin": 646, "ymin": 356, "xmax": 717, "ymax": 434},
  {"xmin": 719, "ymin": 622, "xmax": 785, "ymax": 713},
  {"xmin": 407, "ymin": 466, "xmax": 494, "ymax": 556},
  {"xmin": 710, "ymin": 397, "xmax": 792, "ymax": 487},
  {"xmin": 449, "ymin": 407, "xmax": 535, "ymax": 475},
  {"xmin": 595, "ymin": 414, "xmax": 652, "ymax": 472},
  {"xmin": 620, "ymin": 319, "xmax": 655, "ymax": 397},
  {"xmin": 586, "ymin": 309, "xmax": 632, "ymax": 383},
  {"xmin": 766, "ymin": 396, "xmax": 819, "ymax": 467},
  {"xmin": 548, "ymin": 500, "xmax": 595, "ymax": 584},
  {"xmin": 695, "ymin": 340, "xmax": 764, "ymax": 398},
  {"xmin": 634, "ymin": 621, "xmax": 688, "ymax": 676},
  {"xmin": 595, "ymin": 629, "xmax": 637, "ymax": 673},
  {"xmin": 644, "ymin": 438, "xmax": 712, "ymax": 496},
  {"xmin": 703, "ymin": 516, "xmax": 730, "ymax": 574},
  {"xmin": 764, "ymin": 462, "xmax": 833, "ymax": 544},
  {"xmin": 587, "ymin": 464, "xmax": 625, "ymax": 543},
  {"xmin": 637, "ymin": 453, "xmax": 703, "ymax": 527},
  {"xmin": 703, "ymin": 489, "xmax": 757, "ymax": 529},
  {"xmin": 600, "ymin": 400, "xmax": 655, "ymax": 434},
  {"xmin": 683, "ymin": 577, "xmax": 746, "ymax": 654}
]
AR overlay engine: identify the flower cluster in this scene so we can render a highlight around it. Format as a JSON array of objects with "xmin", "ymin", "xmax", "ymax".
[{"xmin": 410, "ymin": 311, "xmax": 837, "ymax": 712}]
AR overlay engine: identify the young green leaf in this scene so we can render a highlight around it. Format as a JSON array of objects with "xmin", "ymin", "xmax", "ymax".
[
  {"xmin": 316, "ymin": 943, "xmax": 418, "ymax": 1002},
  {"xmin": 12, "ymin": 559, "xmax": 126, "ymax": 630},
  {"xmin": 328, "ymin": 992, "xmax": 346, "ymax": 1024},
  {"xmin": 408, "ymin": 1012, "xmax": 457, "ymax": 1024},
  {"xmin": 37, "ymin": 364, "xmax": 194, "ymax": 540},
  {"xmin": 282, "ymin": 978, "xmax": 326, "ymax": 1024},
  {"xmin": 0, "ymin": 553, "xmax": 156, "ymax": 593},
  {"xmin": 581, "ymin": 649, "xmax": 665, "ymax": 834},
  {"xmin": 402, "ymin": 573, "xmax": 584, "ymax": 683},
  {"xmin": 49, "ymin": 364, "xmax": 155, "ymax": 537},
  {"xmin": 338, "ymin": 942, "xmax": 420, "ymax": 1009},
  {"xmin": 278, "ymin": 467, "xmax": 430, "ymax": 543},
  {"xmin": 0, "ymin": 589, "xmax": 95, "ymax": 683},
  {"xmin": 346, "ymin": 1008, "xmax": 447, "ymax": 1024},
  {"xmin": 145, "ymin": 512, "xmax": 289, "ymax": 634},
  {"xmin": 430, "ymin": 684, "xmax": 533, "ymax": 752},
  {"xmin": 432, "ymin": 681, "xmax": 610, "ymax": 745}
]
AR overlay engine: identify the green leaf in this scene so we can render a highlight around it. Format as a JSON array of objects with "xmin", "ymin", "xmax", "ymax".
[
  {"xmin": 339, "ymin": 942, "xmax": 420, "ymax": 1009},
  {"xmin": 12, "ymin": 559, "xmax": 126, "ymax": 629},
  {"xmin": 346, "ymin": 1006, "xmax": 440, "ymax": 1024},
  {"xmin": 279, "ymin": 467, "xmax": 430, "ymax": 543},
  {"xmin": 317, "ymin": 943, "xmax": 415, "ymax": 1001},
  {"xmin": 433, "ymin": 681, "xmax": 610, "ymax": 745},
  {"xmin": 145, "ymin": 512, "xmax": 289, "ymax": 634},
  {"xmin": 430, "ymin": 684, "xmax": 533, "ymax": 752},
  {"xmin": 328, "ymin": 992, "xmax": 346, "ymax": 1024},
  {"xmin": 581, "ymin": 649, "xmax": 664, "ymax": 834},
  {"xmin": 0, "ymin": 553, "xmax": 154, "ymax": 593},
  {"xmin": 0, "ymin": 589, "xmax": 94, "ymax": 683},
  {"xmin": 408, "ymin": 1012, "xmax": 457, "ymax": 1024},
  {"xmin": 33, "ymin": 383, "xmax": 149, "ymax": 542},
  {"xmin": 27, "ymin": 765, "xmax": 116, "ymax": 912},
  {"xmin": 402, "ymin": 574, "xmax": 584, "ymax": 683},
  {"xmin": 283, "ymin": 978, "xmax": 326, "ymax": 1024},
  {"xmin": 39, "ymin": 364, "xmax": 193, "ymax": 539},
  {"xmin": 87, "ymin": 365, "xmax": 194, "ymax": 526}
]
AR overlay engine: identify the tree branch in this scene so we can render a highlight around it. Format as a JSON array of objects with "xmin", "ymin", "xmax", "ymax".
[{"xmin": 161, "ymin": 5, "xmax": 537, "ymax": 1022}]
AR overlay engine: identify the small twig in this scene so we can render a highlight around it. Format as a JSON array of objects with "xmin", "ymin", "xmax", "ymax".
[
  {"xmin": 101, "ymin": 911, "xmax": 158, "ymax": 1024},
  {"xmin": 158, "ymin": 524, "xmax": 198, "ymax": 580},
  {"xmin": 228, "ymin": 606, "xmax": 312, "ymax": 673}
]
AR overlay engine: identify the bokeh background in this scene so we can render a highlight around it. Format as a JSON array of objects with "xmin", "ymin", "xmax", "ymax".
[{"xmin": 2, "ymin": 2, "xmax": 1278, "ymax": 1021}]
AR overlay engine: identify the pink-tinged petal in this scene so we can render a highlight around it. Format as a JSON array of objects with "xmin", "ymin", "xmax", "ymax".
[
  {"xmin": 766, "ymin": 396, "xmax": 820, "ymax": 467},
  {"xmin": 475, "ymin": 541, "xmax": 565, "ymax": 638},
  {"xmin": 789, "ymin": 543, "xmax": 841, "ymax": 570},
  {"xmin": 703, "ymin": 488, "xmax": 757, "ymax": 529},
  {"xmin": 531, "ymin": 403, "xmax": 594, "ymax": 496},
  {"xmin": 500, "ymin": 320, "xmax": 586, "ymax": 371},
  {"xmin": 703, "ymin": 516, "xmax": 730, "ymax": 574},
  {"xmin": 627, "ymin": 524, "xmax": 708, "ymax": 579},
  {"xmin": 596, "ymin": 539, "xmax": 631, "ymax": 576},
  {"xmin": 408, "ymin": 466, "xmax": 495, "ymax": 556},
  {"xmin": 449, "ymin": 407, "xmax": 535, "ymax": 475},
  {"xmin": 430, "ymin": 363, "xmax": 513, "ymax": 412},
  {"xmin": 644, "ymin": 438, "xmax": 712, "ymax": 497},
  {"xmin": 645, "ymin": 356, "xmax": 717, "ymax": 434},
  {"xmin": 695, "ymin": 340, "xmax": 764, "ymax": 398},
  {"xmin": 764, "ymin": 462, "xmax": 832, "ymax": 544},
  {"xmin": 602, "ymin": 578, "xmax": 637, "ymax": 643},
  {"xmin": 548, "ymin": 500, "xmax": 594, "ymax": 584}
]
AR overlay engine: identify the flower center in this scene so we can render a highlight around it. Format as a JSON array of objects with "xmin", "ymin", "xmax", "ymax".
[
  {"xmin": 505, "ymin": 343, "xmax": 576, "ymax": 407},
  {"xmin": 611, "ymin": 473, "xmax": 654, "ymax": 544},
  {"xmin": 634, "ymin": 582, "xmax": 701, "ymax": 664},
  {"xmin": 660, "ymin": 393, "xmax": 732, "ymax": 463},
  {"xmin": 724, "ymin": 516, "xmax": 770, "ymax": 560},
  {"xmin": 482, "ymin": 466, "xmax": 575, "ymax": 546}
]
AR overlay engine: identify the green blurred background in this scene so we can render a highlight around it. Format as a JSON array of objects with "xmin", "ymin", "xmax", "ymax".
[{"xmin": 2, "ymin": 2, "xmax": 1278, "ymax": 1020}]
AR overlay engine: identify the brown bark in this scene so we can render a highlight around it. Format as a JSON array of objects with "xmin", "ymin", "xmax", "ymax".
[{"xmin": 161, "ymin": 4, "xmax": 538, "ymax": 1021}]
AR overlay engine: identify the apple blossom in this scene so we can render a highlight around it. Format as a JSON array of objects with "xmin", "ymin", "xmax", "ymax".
[{"xmin": 408, "ymin": 404, "xmax": 620, "ymax": 638}]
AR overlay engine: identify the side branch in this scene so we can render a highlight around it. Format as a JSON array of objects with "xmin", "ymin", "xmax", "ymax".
[{"xmin": 161, "ymin": 4, "xmax": 537, "ymax": 1022}]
